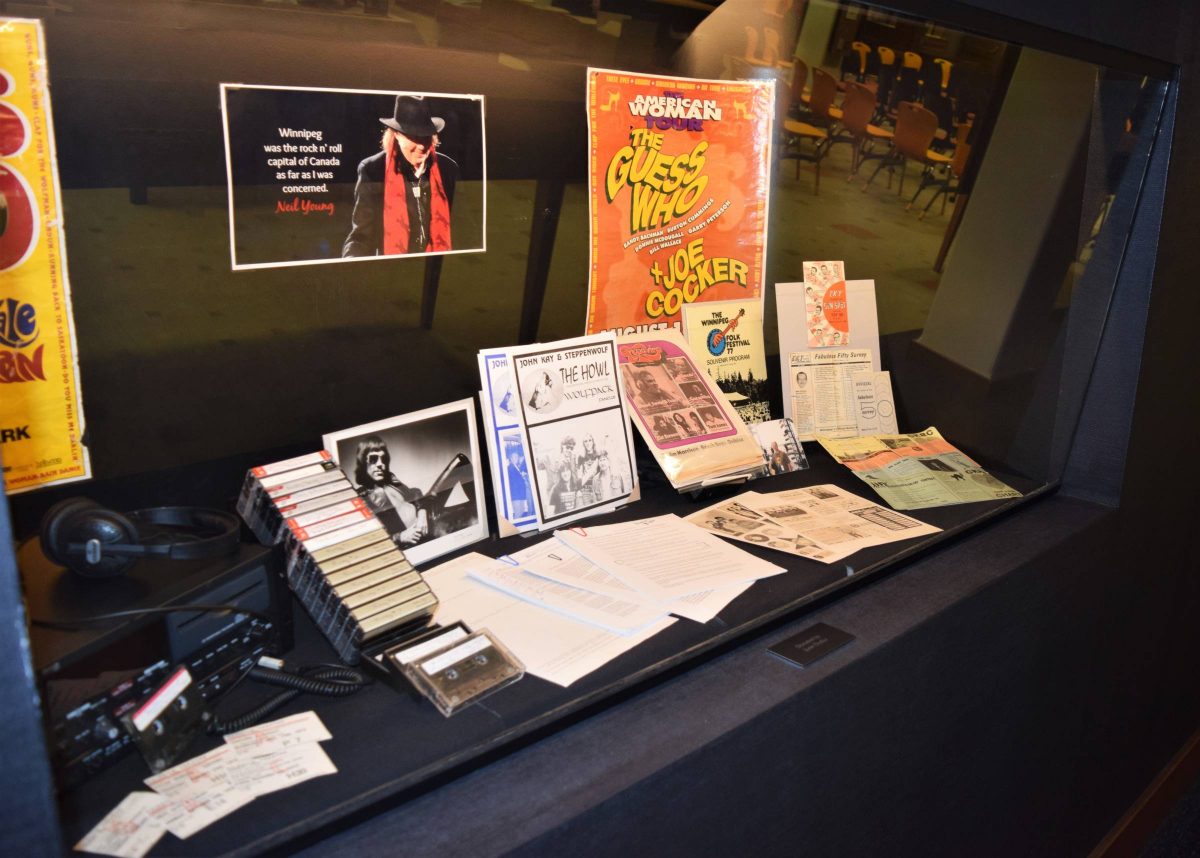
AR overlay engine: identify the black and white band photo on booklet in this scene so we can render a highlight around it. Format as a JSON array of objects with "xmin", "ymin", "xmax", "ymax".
[
  {"xmin": 323, "ymin": 399, "xmax": 488, "ymax": 567},
  {"xmin": 221, "ymin": 83, "xmax": 485, "ymax": 270}
]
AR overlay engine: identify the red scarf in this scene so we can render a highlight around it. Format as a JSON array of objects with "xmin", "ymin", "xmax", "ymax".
[{"xmin": 383, "ymin": 145, "xmax": 452, "ymax": 254}]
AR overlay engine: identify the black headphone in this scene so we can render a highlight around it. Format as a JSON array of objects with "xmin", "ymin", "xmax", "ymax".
[{"xmin": 40, "ymin": 497, "xmax": 241, "ymax": 579}]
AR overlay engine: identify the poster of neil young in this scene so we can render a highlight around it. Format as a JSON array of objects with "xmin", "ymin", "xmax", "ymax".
[
  {"xmin": 221, "ymin": 84, "xmax": 485, "ymax": 270},
  {"xmin": 585, "ymin": 68, "xmax": 774, "ymax": 336}
]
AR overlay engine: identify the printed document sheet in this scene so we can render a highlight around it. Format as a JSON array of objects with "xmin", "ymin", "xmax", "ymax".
[
  {"xmin": 555, "ymin": 514, "xmax": 786, "ymax": 602},
  {"xmin": 425, "ymin": 553, "xmax": 675, "ymax": 687}
]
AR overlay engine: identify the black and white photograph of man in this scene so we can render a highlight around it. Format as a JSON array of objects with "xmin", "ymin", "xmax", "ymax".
[
  {"xmin": 352, "ymin": 435, "xmax": 429, "ymax": 546},
  {"xmin": 324, "ymin": 400, "xmax": 487, "ymax": 566}
]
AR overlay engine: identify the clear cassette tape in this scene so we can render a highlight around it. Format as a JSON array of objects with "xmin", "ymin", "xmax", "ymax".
[{"xmin": 394, "ymin": 628, "xmax": 524, "ymax": 717}]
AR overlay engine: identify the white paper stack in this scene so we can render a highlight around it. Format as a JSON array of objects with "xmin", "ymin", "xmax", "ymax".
[{"xmin": 424, "ymin": 515, "xmax": 786, "ymax": 687}]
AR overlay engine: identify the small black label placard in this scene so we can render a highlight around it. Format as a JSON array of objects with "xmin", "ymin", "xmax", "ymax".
[{"xmin": 768, "ymin": 623, "xmax": 855, "ymax": 668}]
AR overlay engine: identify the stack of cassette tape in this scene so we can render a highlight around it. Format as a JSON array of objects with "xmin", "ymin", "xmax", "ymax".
[{"xmin": 238, "ymin": 451, "xmax": 438, "ymax": 663}]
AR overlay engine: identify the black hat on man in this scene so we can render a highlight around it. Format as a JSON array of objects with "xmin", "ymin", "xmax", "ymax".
[{"xmin": 380, "ymin": 95, "xmax": 445, "ymax": 137}]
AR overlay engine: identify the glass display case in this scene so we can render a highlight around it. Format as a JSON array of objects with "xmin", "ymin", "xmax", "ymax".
[
  {"xmin": 0, "ymin": 0, "xmax": 1167, "ymax": 487},
  {"xmin": 0, "ymin": 0, "xmax": 1184, "ymax": 853}
]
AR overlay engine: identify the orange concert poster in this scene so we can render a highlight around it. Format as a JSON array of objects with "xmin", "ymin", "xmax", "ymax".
[{"xmin": 585, "ymin": 68, "xmax": 774, "ymax": 336}]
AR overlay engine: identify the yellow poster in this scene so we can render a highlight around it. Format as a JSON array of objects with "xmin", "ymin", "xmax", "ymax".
[{"xmin": 0, "ymin": 18, "xmax": 88, "ymax": 493}]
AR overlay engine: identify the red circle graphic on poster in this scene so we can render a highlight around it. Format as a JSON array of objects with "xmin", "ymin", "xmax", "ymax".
[
  {"xmin": 822, "ymin": 281, "xmax": 849, "ymax": 333},
  {"xmin": 0, "ymin": 102, "xmax": 29, "ymax": 157},
  {"xmin": 0, "ymin": 165, "xmax": 37, "ymax": 270}
]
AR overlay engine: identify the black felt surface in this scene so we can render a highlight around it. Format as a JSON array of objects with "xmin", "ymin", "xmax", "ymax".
[{"xmin": 56, "ymin": 450, "xmax": 1046, "ymax": 855}]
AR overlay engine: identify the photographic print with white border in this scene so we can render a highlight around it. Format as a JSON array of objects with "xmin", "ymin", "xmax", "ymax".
[
  {"xmin": 221, "ymin": 84, "xmax": 486, "ymax": 270},
  {"xmin": 322, "ymin": 399, "xmax": 487, "ymax": 567}
]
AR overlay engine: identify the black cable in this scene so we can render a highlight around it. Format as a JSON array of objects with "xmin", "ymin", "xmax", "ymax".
[
  {"xmin": 206, "ymin": 663, "xmax": 370, "ymax": 735},
  {"xmin": 30, "ymin": 603, "xmax": 274, "ymax": 631},
  {"xmin": 246, "ymin": 663, "xmax": 367, "ymax": 695}
]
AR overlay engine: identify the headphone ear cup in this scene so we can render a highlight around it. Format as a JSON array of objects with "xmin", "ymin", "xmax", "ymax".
[
  {"xmin": 40, "ymin": 497, "xmax": 101, "ymax": 567},
  {"xmin": 41, "ymin": 498, "xmax": 140, "ymax": 578}
]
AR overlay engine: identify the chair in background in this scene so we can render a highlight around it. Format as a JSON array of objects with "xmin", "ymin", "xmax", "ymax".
[
  {"xmin": 862, "ymin": 100, "xmax": 939, "ymax": 195},
  {"xmin": 931, "ymin": 58, "xmax": 954, "ymax": 93},
  {"xmin": 849, "ymin": 41, "xmax": 871, "ymax": 81},
  {"xmin": 900, "ymin": 107, "xmax": 954, "ymax": 206},
  {"xmin": 743, "ymin": 24, "xmax": 793, "ymax": 73},
  {"xmin": 914, "ymin": 121, "xmax": 972, "ymax": 218},
  {"xmin": 790, "ymin": 58, "xmax": 811, "ymax": 112},
  {"xmin": 820, "ymin": 79, "xmax": 868, "ymax": 165},
  {"xmin": 744, "ymin": 25, "xmax": 760, "ymax": 65},
  {"xmin": 808, "ymin": 67, "xmax": 843, "ymax": 128},
  {"xmin": 840, "ymin": 82, "xmax": 893, "ymax": 177},
  {"xmin": 924, "ymin": 88, "xmax": 955, "ymax": 149},
  {"xmin": 875, "ymin": 46, "xmax": 897, "ymax": 114},
  {"xmin": 762, "ymin": 27, "xmax": 794, "ymax": 70},
  {"xmin": 780, "ymin": 67, "xmax": 828, "ymax": 194},
  {"xmin": 888, "ymin": 54, "xmax": 923, "ymax": 114},
  {"xmin": 780, "ymin": 117, "xmax": 828, "ymax": 194}
]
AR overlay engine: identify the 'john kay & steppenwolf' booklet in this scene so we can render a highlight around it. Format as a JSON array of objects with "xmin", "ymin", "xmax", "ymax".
[{"xmin": 502, "ymin": 332, "xmax": 639, "ymax": 530}]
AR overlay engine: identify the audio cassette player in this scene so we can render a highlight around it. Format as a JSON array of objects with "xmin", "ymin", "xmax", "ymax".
[{"xmin": 18, "ymin": 540, "xmax": 294, "ymax": 789}]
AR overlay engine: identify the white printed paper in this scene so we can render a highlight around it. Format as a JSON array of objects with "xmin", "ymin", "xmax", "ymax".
[
  {"xmin": 665, "ymin": 581, "xmax": 755, "ymax": 623},
  {"xmin": 425, "ymin": 553, "xmax": 675, "ymax": 687},
  {"xmin": 852, "ymin": 371, "xmax": 899, "ymax": 435},
  {"xmin": 788, "ymin": 349, "xmax": 874, "ymax": 441},
  {"xmin": 479, "ymin": 350, "xmax": 538, "ymax": 534},
  {"xmin": 512, "ymin": 538, "xmax": 639, "ymax": 602},
  {"xmin": 220, "ymin": 743, "xmax": 337, "ymax": 797},
  {"xmin": 511, "ymin": 537, "xmax": 752, "ymax": 623},
  {"xmin": 75, "ymin": 792, "xmax": 171, "ymax": 858},
  {"xmin": 469, "ymin": 559, "xmax": 669, "ymax": 635},
  {"xmin": 144, "ymin": 745, "xmax": 255, "ymax": 839},
  {"xmin": 555, "ymin": 514, "xmax": 786, "ymax": 602},
  {"xmin": 223, "ymin": 711, "xmax": 331, "ymax": 754},
  {"xmin": 737, "ymin": 484, "xmax": 940, "ymax": 555}
]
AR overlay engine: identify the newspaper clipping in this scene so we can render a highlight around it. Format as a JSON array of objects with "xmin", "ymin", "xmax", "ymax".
[
  {"xmin": 788, "ymin": 349, "xmax": 874, "ymax": 441},
  {"xmin": 818, "ymin": 427, "xmax": 1022, "ymax": 510}
]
